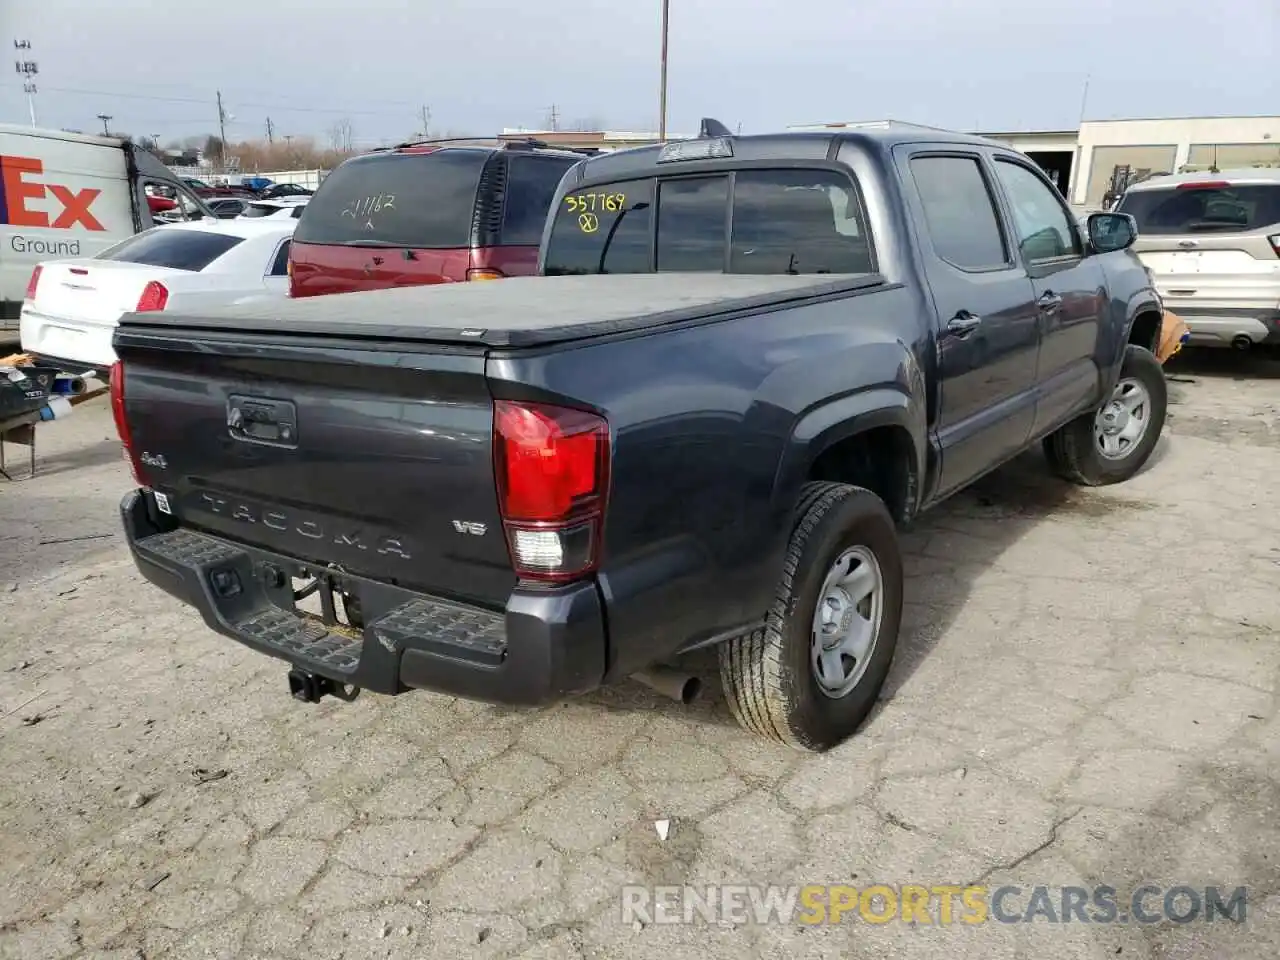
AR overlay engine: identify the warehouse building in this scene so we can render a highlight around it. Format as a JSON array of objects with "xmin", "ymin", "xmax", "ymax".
[{"xmin": 789, "ymin": 115, "xmax": 1280, "ymax": 211}]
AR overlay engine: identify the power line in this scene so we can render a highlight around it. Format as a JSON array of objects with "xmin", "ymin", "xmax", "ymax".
[{"xmin": 2, "ymin": 81, "xmax": 425, "ymax": 118}]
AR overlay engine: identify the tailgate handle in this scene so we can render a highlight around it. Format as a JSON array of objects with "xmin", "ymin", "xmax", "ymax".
[{"xmin": 227, "ymin": 395, "xmax": 297, "ymax": 447}]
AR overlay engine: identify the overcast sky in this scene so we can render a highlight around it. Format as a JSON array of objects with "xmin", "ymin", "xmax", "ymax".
[{"xmin": 2, "ymin": 0, "xmax": 1276, "ymax": 145}]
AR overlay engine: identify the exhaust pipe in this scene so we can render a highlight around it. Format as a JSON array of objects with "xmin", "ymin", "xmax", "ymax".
[
  {"xmin": 1232, "ymin": 335, "xmax": 1253, "ymax": 351},
  {"xmin": 632, "ymin": 666, "xmax": 701, "ymax": 704}
]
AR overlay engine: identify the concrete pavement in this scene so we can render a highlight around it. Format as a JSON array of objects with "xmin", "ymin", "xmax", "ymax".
[{"xmin": 1, "ymin": 350, "xmax": 1278, "ymax": 959}]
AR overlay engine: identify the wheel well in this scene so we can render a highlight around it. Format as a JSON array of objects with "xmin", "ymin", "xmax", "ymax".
[
  {"xmin": 807, "ymin": 426, "xmax": 916, "ymax": 524},
  {"xmin": 1128, "ymin": 310, "xmax": 1162, "ymax": 353}
]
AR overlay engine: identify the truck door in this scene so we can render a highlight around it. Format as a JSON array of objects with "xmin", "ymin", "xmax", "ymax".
[
  {"xmin": 127, "ymin": 146, "xmax": 214, "ymax": 228},
  {"xmin": 986, "ymin": 153, "xmax": 1106, "ymax": 439},
  {"xmin": 895, "ymin": 147, "xmax": 1041, "ymax": 497}
]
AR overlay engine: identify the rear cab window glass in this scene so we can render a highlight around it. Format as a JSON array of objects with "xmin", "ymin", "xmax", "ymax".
[
  {"xmin": 1117, "ymin": 183, "xmax": 1280, "ymax": 234},
  {"xmin": 730, "ymin": 169, "xmax": 873, "ymax": 274},
  {"xmin": 242, "ymin": 203, "xmax": 278, "ymax": 218},
  {"xmin": 656, "ymin": 177, "xmax": 730, "ymax": 271},
  {"xmin": 543, "ymin": 179, "xmax": 654, "ymax": 274},
  {"xmin": 294, "ymin": 149, "xmax": 488, "ymax": 248},
  {"xmin": 502, "ymin": 155, "xmax": 578, "ymax": 245},
  {"xmin": 95, "ymin": 229, "xmax": 243, "ymax": 271},
  {"xmin": 909, "ymin": 156, "xmax": 1009, "ymax": 270}
]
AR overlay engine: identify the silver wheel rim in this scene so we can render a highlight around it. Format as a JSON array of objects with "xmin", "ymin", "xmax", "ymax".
[
  {"xmin": 1094, "ymin": 376, "xmax": 1151, "ymax": 461},
  {"xmin": 810, "ymin": 545, "xmax": 884, "ymax": 699}
]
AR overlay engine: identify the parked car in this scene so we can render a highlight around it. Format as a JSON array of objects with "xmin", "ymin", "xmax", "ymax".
[
  {"xmin": 259, "ymin": 183, "xmax": 313, "ymax": 200},
  {"xmin": 287, "ymin": 139, "xmax": 589, "ymax": 297},
  {"xmin": 0, "ymin": 124, "xmax": 213, "ymax": 333},
  {"xmin": 21, "ymin": 219, "xmax": 295, "ymax": 375},
  {"xmin": 1116, "ymin": 169, "xmax": 1280, "ymax": 350},
  {"xmin": 111, "ymin": 122, "xmax": 1167, "ymax": 750},
  {"xmin": 206, "ymin": 197, "xmax": 253, "ymax": 219},
  {"xmin": 238, "ymin": 197, "xmax": 309, "ymax": 220}
]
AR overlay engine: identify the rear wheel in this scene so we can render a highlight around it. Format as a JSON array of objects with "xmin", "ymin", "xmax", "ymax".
[
  {"xmin": 719, "ymin": 482, "xmax": 903, "ymax": 751},
  {"xmin": 1044, "ymin": 345, "xmax": 1167, "ymax": 486}
]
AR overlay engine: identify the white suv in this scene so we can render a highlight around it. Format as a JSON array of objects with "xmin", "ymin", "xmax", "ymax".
[{"xmin": 1118, "ymin": 170, "xmax": 1280, "ymax": 350}]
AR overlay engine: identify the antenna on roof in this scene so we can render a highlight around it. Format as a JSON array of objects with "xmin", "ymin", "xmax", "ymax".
[{"xmin": 698, "ymin": 117, "xmax": 733, "ymax": 138}]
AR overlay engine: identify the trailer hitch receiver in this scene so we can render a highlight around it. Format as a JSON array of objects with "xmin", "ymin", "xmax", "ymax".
[{"xmin": 287, "ymin": 668, "xmax": 360, "ymax": 704}]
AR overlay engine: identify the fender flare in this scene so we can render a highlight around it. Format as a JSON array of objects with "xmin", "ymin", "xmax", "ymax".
[{"xmin": 774, "ymin": 386, "xmax": 928, "ymax": 521}]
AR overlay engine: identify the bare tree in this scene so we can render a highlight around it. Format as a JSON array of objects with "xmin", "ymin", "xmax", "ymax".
[
  {"xmin": 203, "ymin": 134, "xmax": 225, "ymax": 166},
  {"xmin": 327, "ymin": 118, "xmax": 355, "ymax": 154},
  {"xmin": 567, "ymin": 116, "xmax": 607, "ymax": 132}
]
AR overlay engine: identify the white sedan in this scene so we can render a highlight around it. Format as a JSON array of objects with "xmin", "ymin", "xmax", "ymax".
[
  {"xmin": 238, "ymin": 196, "xmax": 310, "ymax": 220},
  {"xmin": 19, "ymin": 219, "xmax": 296, "ymax": 375}
]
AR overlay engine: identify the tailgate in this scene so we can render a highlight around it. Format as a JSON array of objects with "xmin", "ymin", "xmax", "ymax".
[{"xmin": 115, "ymin": 329, "xmax": 515, "ymax": 607}]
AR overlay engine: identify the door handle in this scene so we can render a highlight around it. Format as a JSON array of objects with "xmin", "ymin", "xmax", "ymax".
[
  {"xmin": 1037, "ymin": 291, "xmax": 1063, "ymax": 312},
  {"xmin": 946, "ymin": 311, "xmax": 982, "ymax": 338}
]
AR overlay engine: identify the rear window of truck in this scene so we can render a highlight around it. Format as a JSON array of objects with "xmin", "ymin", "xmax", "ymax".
[
  {"xmin": 96, "ymin": 229, "xmax": 243, "ymax": 271},
  {"xmin": 294, "ymin": 149, "xmax": 488, "ymax": 248},
  {"xmin": 1117, "ymin": 183, "xmax": 1280, "ymax": 234},
  {"xmin": 543, "ymin": 168, "xmax": 873, "ymax": 275}
]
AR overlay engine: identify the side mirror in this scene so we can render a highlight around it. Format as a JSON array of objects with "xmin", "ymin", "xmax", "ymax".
[{"xmin": 1088, "ymin": 212, "xmax": 1138, "ymax": 254}]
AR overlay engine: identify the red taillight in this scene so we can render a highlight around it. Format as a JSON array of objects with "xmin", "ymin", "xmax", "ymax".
[
  {"xmin": 136, "ymin": 281, "xmax": 169, "ymax": 312},
  {"xmin": 24, "ymin": 265, "xmax": 42, "ymax": 300},
  {"xmin": 109, "ymin": 362, "xmax": 148, "ymax": 486},
  {"xmin": 1176, "ymin": 181, "xmax": 1231, "ymax": 190},
  {"xmin": 466, "ymin": 268, "xmax": 506, "ymax": 282},
  {"xmin": 494, "ymin": 400, "xmax": 610, "ymax": 581}
]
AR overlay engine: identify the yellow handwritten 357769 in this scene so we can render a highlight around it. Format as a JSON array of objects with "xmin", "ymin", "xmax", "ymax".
[{"xmin": 565, "ymin": 192, "xmax": 626, "ymax": 214}]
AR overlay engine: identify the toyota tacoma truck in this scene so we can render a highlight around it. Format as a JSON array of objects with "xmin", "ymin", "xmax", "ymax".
[{"xmin": 110, "ymin": 122, "xmax": 1168, "ymax": 750}]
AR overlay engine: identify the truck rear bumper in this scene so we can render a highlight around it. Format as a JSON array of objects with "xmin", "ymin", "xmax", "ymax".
[{"xmin": 120, "ymin": 489, "xmax": 606, "ymax": 706}]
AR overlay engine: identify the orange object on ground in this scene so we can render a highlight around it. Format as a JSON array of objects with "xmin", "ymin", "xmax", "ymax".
[{"xmin": 1157, "ymin": 311, "xmax": 1190, "ymax": 364}]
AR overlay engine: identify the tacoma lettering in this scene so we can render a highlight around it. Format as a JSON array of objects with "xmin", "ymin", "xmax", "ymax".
[{"xmin": 197, "ymin": 493, "xmax": 410, "ymax": 559}]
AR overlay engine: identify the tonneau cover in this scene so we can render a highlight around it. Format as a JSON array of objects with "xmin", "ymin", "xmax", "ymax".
[{"xmin": 116, "ymin": 272, "xmax": 885, "ymax": 348}]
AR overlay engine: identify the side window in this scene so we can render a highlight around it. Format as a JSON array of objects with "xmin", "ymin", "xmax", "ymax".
[
  {"xmin": 656, "ymin": 176, "xmax": 729, "ymax": 272},
  {"xmin": 909, "ymin": 156, "xmax": 1009, "ymax": 271},
  {"xmin": 502, "ymin": 156, "xmax": 576, "ymax": 245},
  {"xmin": 269, "ymin": 240, "xmax": 291, "ymax": 276},
  {"xmin": 542, "ymin": 178, "xmax": 653, "ymax": 275},
  {"xmin": 730, "ymin": 169, "xmax": 873, "ymax": 275},
  {"xmin": 992, "ymin": 159, "xmax": 1080, "ymax": 262}
]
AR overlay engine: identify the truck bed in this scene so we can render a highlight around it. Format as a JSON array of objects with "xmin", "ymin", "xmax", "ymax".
[{"xmin": 116, "ymin": 272, "xmax": 885, "ymax": 348}]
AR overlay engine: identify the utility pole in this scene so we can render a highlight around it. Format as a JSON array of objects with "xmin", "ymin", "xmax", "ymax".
[
  {"xmin": 14, "ymin": 39, "xmax": 37, "ymax": 126},
  {"xmin": 216, "ymin": 89, "xmax": 228, "ymax": 167},
  {"xmin": 420, "ymin": 104, "xmax": 430, "ymax": 137},
  {"xmin": 658, "ymin": 0, "xmax": 670, "ymax": 141},
  {"xmin": 266, "ymin": 117, "xmax": 274, "ymax": 144},
  {"xmin": 97, "ymin": 113, "xmax": 112, "ymax": 136},
  {"xmin": 1077, "ymin": 74, "xmax": 1091, "ymax": 126},
  {"xmin": 546, "ymin": 104, "xmax": 559, "ymax": 132}
]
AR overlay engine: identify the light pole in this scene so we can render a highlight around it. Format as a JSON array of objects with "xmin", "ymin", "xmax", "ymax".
[{"xmin": 658, "ymin": 0, "xmax": 669, "ymax": 142}]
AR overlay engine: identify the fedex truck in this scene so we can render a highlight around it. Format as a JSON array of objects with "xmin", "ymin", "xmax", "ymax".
[{"xmin": 1, "ymin": 125, "xmax": 213, "ymax": 333}]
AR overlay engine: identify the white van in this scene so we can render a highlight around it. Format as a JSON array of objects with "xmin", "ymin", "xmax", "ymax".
[{"xmin": 1, "ymin": 125, "xmax": 212, "ymax": 334}]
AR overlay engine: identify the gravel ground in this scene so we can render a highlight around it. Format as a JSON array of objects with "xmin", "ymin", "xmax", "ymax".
[{"xmin": 1, "ymin": 349, "xmax": 1279, "ymax": 960}]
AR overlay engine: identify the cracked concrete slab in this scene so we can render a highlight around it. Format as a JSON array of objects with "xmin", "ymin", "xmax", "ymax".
[{"xmin": 1, "ymin": 351, "xmax": 1278, "ymax": 959}]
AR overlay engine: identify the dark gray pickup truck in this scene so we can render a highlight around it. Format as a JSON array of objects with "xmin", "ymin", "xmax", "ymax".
[{"xmin": 110, "ymin": 122, "xmax": 1168, "ymax": 750}]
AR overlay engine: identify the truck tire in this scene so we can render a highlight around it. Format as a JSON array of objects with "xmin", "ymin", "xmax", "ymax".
[
  {"xmin": 1043, "ymin": 345, "xmax": 1167, "ymax": 487},
  {"xmin": 719, "ymin": 482, "xmax": 903, "ymax": 751}
]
